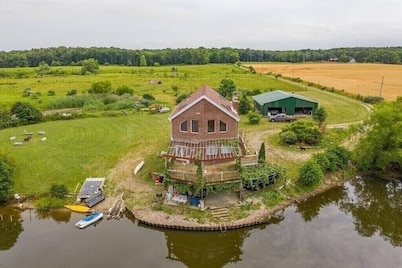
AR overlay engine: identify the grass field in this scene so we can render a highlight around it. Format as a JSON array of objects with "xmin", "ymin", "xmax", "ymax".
[
  {"xmin": 0, "ymin": 64, "xmax": 303, "ymax": 110},
  {"xmin": 0, "ymin": 112, "xmax": 170, "ymax": 194},
  {"xmin": 250, "ymin": 63, "xmax": 402, "ymax": 101},
  {"xmin": 0, "ymin": 64, "xmax": 371, "ymax": 195}
]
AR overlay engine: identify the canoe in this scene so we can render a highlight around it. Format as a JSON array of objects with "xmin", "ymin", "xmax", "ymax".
[
  {"xmin": 64, "ymin": 205, "xmax": 94, "ymax": 213},
  {"xmin": 75, "ymin": 211, "xmax": 103, "ymax": 229},
  {"xmin": 134, "ymin": 160, "xmax": 144, "ymax": 175}
]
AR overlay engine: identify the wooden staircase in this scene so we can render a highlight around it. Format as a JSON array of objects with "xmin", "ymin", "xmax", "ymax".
[
  {"xmin": 210, "ymin": 207, "xmax": 229, "ymax": 220},
  {"xmin": 210, "ymin": 207, "xmax": 229, "ymax": 233}
]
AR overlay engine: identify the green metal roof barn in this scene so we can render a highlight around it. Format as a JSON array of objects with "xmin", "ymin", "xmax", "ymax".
[{"xmin": 252, "ymin": 90, "xmax": 318, "ymax": 116}]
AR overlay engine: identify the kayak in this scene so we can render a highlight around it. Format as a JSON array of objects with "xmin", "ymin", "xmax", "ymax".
[{"xmin": 64, "ymin": 205, "xmax": 94, "ymax": 213}]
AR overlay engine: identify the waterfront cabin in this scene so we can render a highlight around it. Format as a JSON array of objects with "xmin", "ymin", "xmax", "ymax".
[{"xmin": 164, "ymin": 85, "xmax": 257, "ymax": 188}]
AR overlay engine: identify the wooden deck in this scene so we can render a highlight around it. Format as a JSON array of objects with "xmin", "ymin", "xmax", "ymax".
[
  {"xmin": 167, "ymin": 160, "xmax": 241, "ymax": 184},
  {"xmin": 165, "ymin": 138, "xmax": 240, "ymax": 162}
]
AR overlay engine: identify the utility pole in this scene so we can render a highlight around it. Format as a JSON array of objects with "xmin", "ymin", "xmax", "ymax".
[{"xmin": 379, "ymin": 76, "xmax": 384, "ymax": 97}]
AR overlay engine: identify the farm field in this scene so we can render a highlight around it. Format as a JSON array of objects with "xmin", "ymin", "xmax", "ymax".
[
  {"xmin": 250, "ymin": 63, "xmax": 402, "ymax": 101},
  {"xmin": 0, "ymin": 64, "xmax": 303, "ymax": 110}
]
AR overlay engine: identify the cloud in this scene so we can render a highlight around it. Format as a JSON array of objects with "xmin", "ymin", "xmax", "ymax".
[{"xmin": 1, "ymin": 0, "xmax": 401, "ymax": 51}]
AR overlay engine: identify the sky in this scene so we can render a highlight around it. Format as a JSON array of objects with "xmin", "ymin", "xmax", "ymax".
[{"xmin": 1, "ymin": 0, "xmax": 402, "ymax": 51}]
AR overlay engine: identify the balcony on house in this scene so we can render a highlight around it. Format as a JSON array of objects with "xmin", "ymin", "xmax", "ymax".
[{"xmin": 167, "ymin": 160, "xmax": 241, "ymax": 185}]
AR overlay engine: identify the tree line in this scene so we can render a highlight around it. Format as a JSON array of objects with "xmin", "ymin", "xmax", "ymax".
[{"xmin": 1, "ymin": 46, "xmax": 402, "ymax": 68}]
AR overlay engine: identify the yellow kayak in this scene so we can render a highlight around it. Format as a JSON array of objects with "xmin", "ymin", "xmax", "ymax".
[{"xmin": 64, "ymin": 205, "xmax": 94, "ymax": 213}]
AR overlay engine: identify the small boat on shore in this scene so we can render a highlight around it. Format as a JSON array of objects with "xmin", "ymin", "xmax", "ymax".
[
  {"xmin": 134, "ymin": 160, "xmax": 144, "ymax": 175},
  {"xmin": 64, "ymin": 205, "xmax": 94, "ymax": 213},
  {"xmin": 75, "ymin": 211, "xmax": 103, "ymax": 229}
]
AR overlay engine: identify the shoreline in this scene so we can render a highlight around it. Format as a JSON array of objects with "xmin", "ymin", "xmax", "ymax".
[{"xmin": 130, "ymin": 177, "xmax": 348, "ymax": 231}]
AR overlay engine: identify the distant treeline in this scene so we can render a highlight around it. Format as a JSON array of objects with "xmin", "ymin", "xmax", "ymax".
[{"xmin": 1, "ymin": 46, "xmax": 401, "ymax": 68}]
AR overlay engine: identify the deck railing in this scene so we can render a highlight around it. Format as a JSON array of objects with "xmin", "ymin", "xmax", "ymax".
[
  {"xmin": 240, "ymin": 154, "xmax": 258, "ymax": 166},
  {"xmin": 167, "ymin": 170, "xmax": 241, "ymax": 184}
]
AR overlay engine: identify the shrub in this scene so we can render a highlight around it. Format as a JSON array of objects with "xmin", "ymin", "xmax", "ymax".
[
  {"xmin": 115, "ymin": 85, "xmax": 133, "ymax": 96},
  {"xmin": 326, "ymin": 146, "xmax": 351, "ymax": 170},
  {"xmin": 279, "ymin": 130, "xmax": 298, "ymax": 144},
  {"xmin": 299, "ymin": 160, "xmax": 323, "ymax": 186},
  {"xmin": 66, "ymin": 89, "xmax": 77, "ymax": 96},
  {"xmin": 142, "ymin": 93, "xmax": 155, "ymax": 101},
  {"xmin": 83, "ymin": 99, "xmax": 105, "ymax": 111},
  {"xmin": 88, "ymin": 81, "xmax": 112, "ymax": 94},
  {"xmin": 363, "ymin": 96, "xmax": 384, "ymax": 104},
  {"xmin": 280, "ymin": 120, "xmax": 322, "ymax": 145},
  {"xmin": 47, "ymin": 90, "xmax": 56, "ymax": 96},
  {"xmin": 176, "ymin": 93, "xmax": 189, "ymax": 104},
  {"xmin": 247, "ymin": 111, "xmax": 261, "ymax": 124},
  {"xmin": 312, "ymin": 153, "xmax": 330, "ymax": 171},
  {"xmin": 49, "ymin": 184, "xmax": 68, "ymax": 199},
  {"xmin": 10, "ymin": 102, "xmax": 42, "ymax": 125}
]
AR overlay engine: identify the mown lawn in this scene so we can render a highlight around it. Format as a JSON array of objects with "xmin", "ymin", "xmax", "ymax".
[{"xmin": 0, "ymin": 112, "xmax": 170, "ymax": 194}]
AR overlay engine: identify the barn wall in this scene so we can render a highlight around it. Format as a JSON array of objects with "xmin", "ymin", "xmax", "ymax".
[{"xmin": 259, "ymin": 97, "xmax": 318, "ymax": 115}]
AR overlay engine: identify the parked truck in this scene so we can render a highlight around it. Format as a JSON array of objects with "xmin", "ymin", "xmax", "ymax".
[{"xmin": 269, "ymin": 113, "xmax": 297, "ymax": 122}]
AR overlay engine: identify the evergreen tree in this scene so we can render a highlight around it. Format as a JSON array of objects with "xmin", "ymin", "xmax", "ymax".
[
  {"xmin": 258, "ymin": 142, "xmax": 266, "ymax": 163},
  {"xmin": 238, "ymin": 94, "xmax": 252, "ymax": 115}
]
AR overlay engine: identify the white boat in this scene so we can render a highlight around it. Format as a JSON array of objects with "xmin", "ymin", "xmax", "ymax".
[
  {"xmin": 134, "ymin": 160, "xmax": 144, "ymax": 175},
  {"xmin": 75, "ymin": 211, "xmax": 103, "ymax": 229}
]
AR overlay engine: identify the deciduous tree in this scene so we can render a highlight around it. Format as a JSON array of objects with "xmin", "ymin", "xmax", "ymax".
[
  {"xmin": 81, "ymin": 58, "xmax": 99, "ymax": 74},
  {"xmin": 353, "ymin": 101, "xmax": 402, "ymax": 171},
  {"xmin": 218, "ymin": 79, "xmax": 236, "ymax": 99},
  {"xmin": 0, "ymin": 154, "xmax": 13, "ymax": 203},
  {"xmin": 312, "ymin": 106, "xmax": 327, "ymax": 131},
  {"xmin": 10, "ymin": 102, "xmax": 42, "ymax": 125}
]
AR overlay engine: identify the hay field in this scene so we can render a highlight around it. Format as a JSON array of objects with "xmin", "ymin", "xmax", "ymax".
[{"xmin": 251, "ymin": 63, "xmax": 402, "ymax": 101}]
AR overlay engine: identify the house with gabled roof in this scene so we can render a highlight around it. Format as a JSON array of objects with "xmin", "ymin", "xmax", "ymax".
[{"xmin": 164, "ymin": 85, "xmax": 257, "ymax": 187}]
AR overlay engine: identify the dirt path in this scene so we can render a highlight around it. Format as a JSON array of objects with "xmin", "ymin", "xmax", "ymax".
[{"xmin": 246, "ymin": 129, "xmax": 313, "ymax": 163}]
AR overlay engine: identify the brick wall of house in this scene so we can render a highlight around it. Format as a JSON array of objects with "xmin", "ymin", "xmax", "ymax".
[{"xmin": 171, "ymin": 99, "xmax": 238, "ymax": 141}]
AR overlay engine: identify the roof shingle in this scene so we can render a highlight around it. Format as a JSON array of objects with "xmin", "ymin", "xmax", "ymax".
[{"xmin": 168, "ymin": 84, "xmax": 239, "ymax": 121}]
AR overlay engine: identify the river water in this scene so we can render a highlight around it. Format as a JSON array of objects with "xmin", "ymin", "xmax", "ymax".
[{"xmin": 1, "ymin": 176, "xmax": 402, "ymax": 268}]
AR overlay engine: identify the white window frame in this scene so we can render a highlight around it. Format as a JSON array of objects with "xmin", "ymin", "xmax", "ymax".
[
  {"xmin": 180, "ymin": 120, "xmax": 188, "ymax": 132},
  {"xmin": 207, "ymin": 120, "xmax": 215, "ymax": 134},
  {"xmin": 191, "ymin": 119, "xmax": 199, "ymax": 133},
  {"xmin": 219, "ymin": 120, "xmax": 227, "ymax": 132}
]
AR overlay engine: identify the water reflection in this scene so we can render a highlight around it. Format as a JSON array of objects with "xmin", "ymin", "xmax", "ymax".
[
  {"xmin": 1, "ymin": 176, "xmax": 401, "ymax": 267},
  {"xmin": 296, "ymin": 176, "xmax": 402, "ymax": 247},
  {"xmin": 296, "ymin": 185, "xmax": 346, "ymax": 222},
  {"xmin": 35, "ymin": 209, "xmax": 72, "ymax": 223},
  {"xmin": 0, "ymin": 206, "xmax": 23, "ymax": 250},
  {"xmin": 340, "ymin": 177, "xmax": 402, "ymax": 247},
  {"xmin": 139, "ymin": 223, "xmax": 269, "ymax": 268}
]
